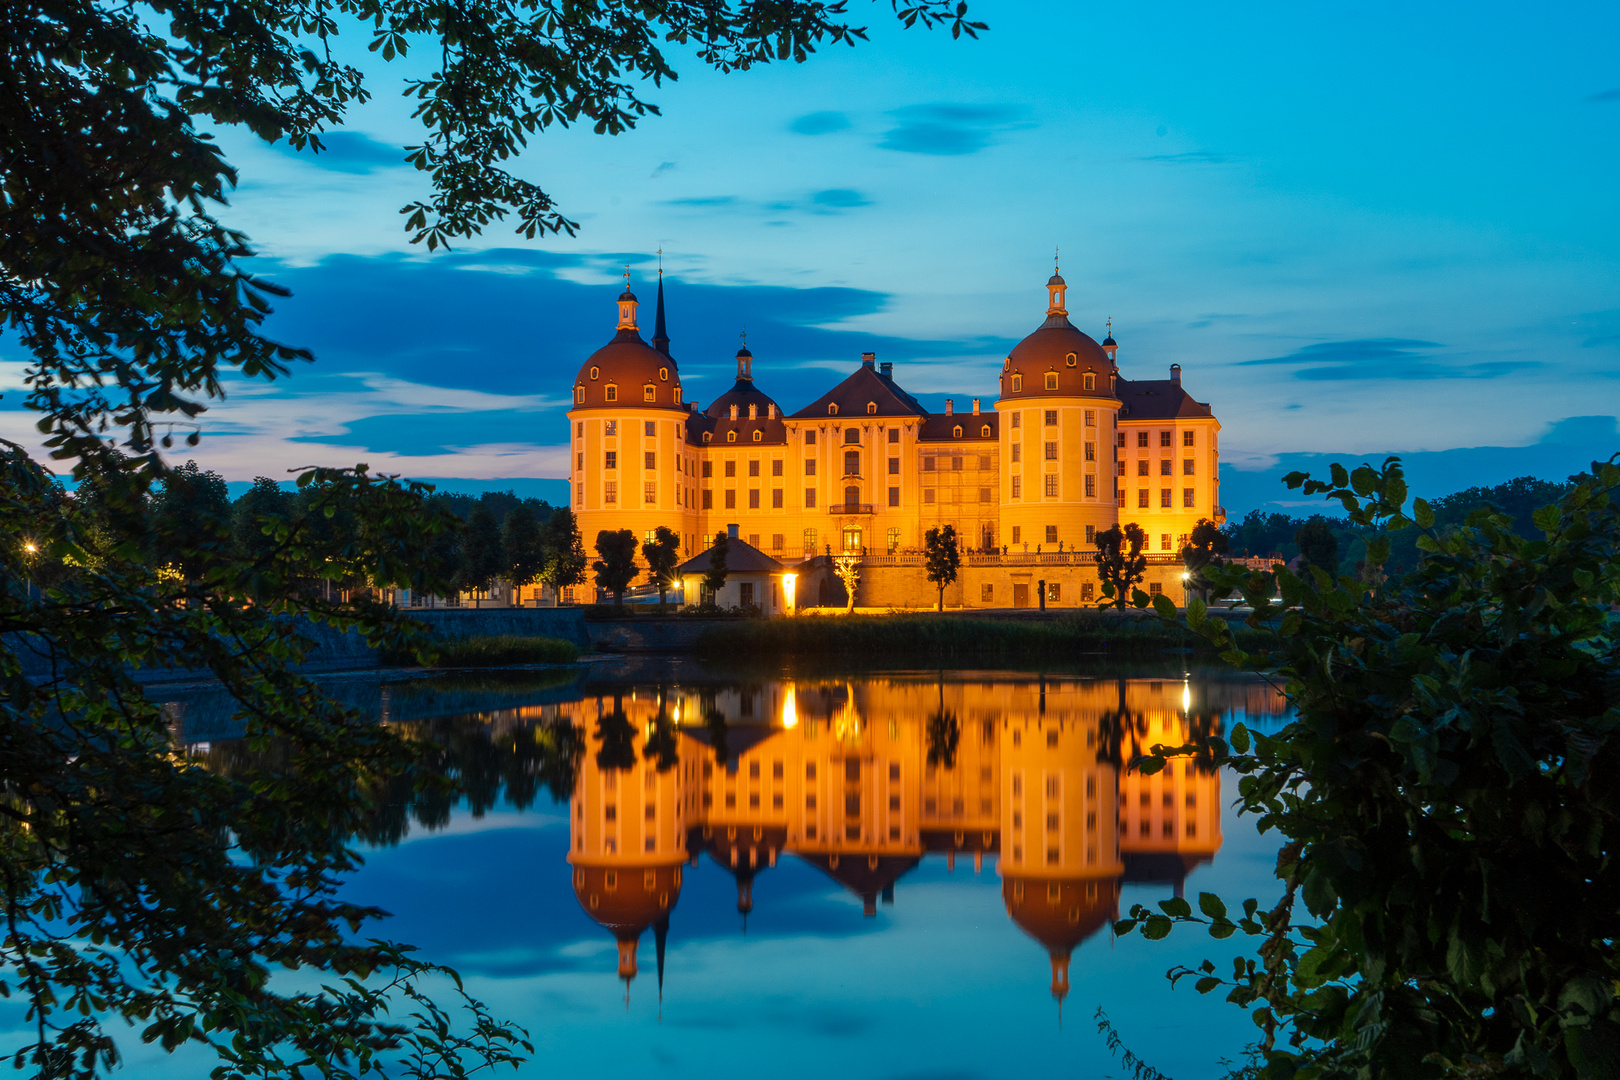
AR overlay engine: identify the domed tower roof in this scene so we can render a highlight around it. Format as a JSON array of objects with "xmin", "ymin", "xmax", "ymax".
[
  {"xmin": 572, "ymin": 863, "xmax": 684, "ymax": 984},
  {"xmin": 800, "ymin": 852, "xmax": 921, "ymax": 917},
  {"xmin": 688, "ymin": 824, "xmax": 790, "ymax": 919},
  {"xmin": 997, "ymin": 271, "xmax": 1118, "ymax": 404},
  {"xmin": 704, "ymin": 346, "xmax": 787, "ymax": 443},
  {"xmin": 1002, "ymin": 875, "xmax": 1120, "ymax": 1003},
  {"xmin": 573, "ymin": 277, "xmax": 684, "ymax": 410}
]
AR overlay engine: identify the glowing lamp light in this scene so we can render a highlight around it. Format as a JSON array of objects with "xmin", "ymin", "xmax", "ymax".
[
  {"xmin": 781, "ymin": 684, "xmax": 798, "ymax": 728},
  {"xmin": 24, "ymin": 542, "xmax": 37, "ymax": 554},
  {"xmin": 1182, "ymin": 681, "xmax": 1191, "ymax": 714},
  {"xmin": 781, "ymin": 573, "xmax": 797, "ymax": 614}
]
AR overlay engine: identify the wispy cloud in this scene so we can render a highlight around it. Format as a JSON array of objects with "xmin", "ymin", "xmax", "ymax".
[
  {"xmin": 1137, "ymin": 150, "xmax": 1233, "ymax": 165},
  {"xmin": 648, "ymin": 160, "xmax": 677, "ymax": 179},
  {"xmin": 661, "ymin": 189, "xmax": 872, "ymax": 216},
  {"xmin": 273, "ymin": 131, "xmax": 407, "ymax": 174},
  {"xmin": 878, "ymin": 104, "xmax": 1028, "ymax": 156},
  {"xmin": 1236, "ymin": 338, "xmax": 1535, "ymax": 380},
  {"xmin": 790, "ymin": 110, "xmax": 852, "ymax": 135},
  {"xmin": 1584, "ymin": 87, "xmax": 1620, "ymax": 103}
]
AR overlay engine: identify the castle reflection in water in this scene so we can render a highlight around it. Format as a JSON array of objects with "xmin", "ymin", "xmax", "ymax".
[{"xmin": 517, "ymin": 673, "xmax": 1287, "ymax": 1007}]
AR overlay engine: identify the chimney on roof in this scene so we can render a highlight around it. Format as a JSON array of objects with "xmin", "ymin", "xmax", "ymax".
[
  {"xmin": 971, "ymin": 398, "xmax": 980, "ymax": 415},
  {"xmin": 767, "ymin": 403, "xmax": 776, "ymax": 419},
  {"xmin": 749, "ymin": 403, "xmax": 757, "ymax": 419},
  {"xmin": 861, "ymin": 352, "xmax": 876, "ymax": 370},
  {"xmin": 945, "ymin": 398, "xmax": 954, "ymax": 415},
  {"xmin": 730, "ymin": 404, "xmax": 738, "ymax": 420},
  {"xmin": 880, "ymin": 361, "xmax": 893, "ymax": 379},
  {"xmin": 727, "ymin": 524, "xmax": 740, "ymax": 540},
  {"xmin": 1170, "ymin": 363, "xmax": 1182, "ymax": 384}
]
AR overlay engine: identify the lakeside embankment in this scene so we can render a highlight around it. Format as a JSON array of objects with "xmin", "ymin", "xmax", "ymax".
[{"xmin": 694, "ymin": 609, "xmax": 1258, "ymax": 661}]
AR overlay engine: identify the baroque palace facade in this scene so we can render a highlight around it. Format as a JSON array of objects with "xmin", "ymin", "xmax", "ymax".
[{"xmin": 568, "ymin": 268, "xmax": 1223, "ymax": 606}]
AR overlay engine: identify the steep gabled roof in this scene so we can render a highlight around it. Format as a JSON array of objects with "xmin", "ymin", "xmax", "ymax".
[
  {"xmin": 918, "ymin": 413, "xmax": 999, "ymax": 442},
  {"xmin": 1116, "ymin": 378, "xmax": 1214, "ymax": 421},
  {"xmin": 788, "ymin": 363, "xmax": 928, "ymax": 420},
  {"xmin": 676, "ymin": 537, "xmax": 787, "ymax": 576}
]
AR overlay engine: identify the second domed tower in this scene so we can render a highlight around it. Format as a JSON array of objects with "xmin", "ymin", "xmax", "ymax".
[{"xmin": 995, "ymin": 271, "xmax": 1122, "ymax": 555}]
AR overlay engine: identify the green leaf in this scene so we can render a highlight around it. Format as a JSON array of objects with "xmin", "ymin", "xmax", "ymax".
[
  {"xmin": 1152, "ymin": 592, "xmax": 1176, "ymax": 619},
  {"xmin": 1230, "ymin": 724, "xmax": 1251, "ymax": 753},
  {"xmin": 1142, "ymin": 916, "xmax": 1174, "ymax": 940},
  {"xmin": 1159, "ymin": 897, "xmax": 1192, "ymax": 918},
  {"xmin": 1413, "ymin": 498, "xmax": 1435, "ymax": 527},
  {"xmin": 1531, "ymin": 504, "xmax": 1562, "ymax": 533},
  {"xmin": 1198, "ymin": 892, "xmax": 1227, "ymax": 920}
]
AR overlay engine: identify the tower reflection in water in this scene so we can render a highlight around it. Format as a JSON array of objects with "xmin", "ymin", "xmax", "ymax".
[{"xmin": 560, "ymin": 676, "xmax": 1281, "ymax": 1006}]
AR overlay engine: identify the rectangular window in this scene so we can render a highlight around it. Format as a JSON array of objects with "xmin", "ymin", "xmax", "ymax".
[
  {"xmin": 1012, "ymin": 412, "xmax": 1021, "ymax": 429},
  {"xmin": 1044, "ymin": 441, "xmax": 1058, "ymax": 461},
  {"xmin": 605, "ymin": 451, "xmax": 617, "ymax": 470},
  {"xmin": 885, "ymin": 527, "xmax": 901, "ymax": 552},
  {"xmin": 1047, "ymin": 582, "xmax": 1061, "ymax": 602},
  {"xmin": 1160, "ymin": 488, "xmax": 1172, "ymax": 508},
  {"xmin": 645, "ymin": 421, "xmax": 656, "ymax": 436},
  {"xmin": 1085, "ymin": 524, "xmax": 1095, "ymax": 543},
  {"xmin": 1011, "ymin": 443, "xmax": 1021, "ymax": 463},
  {"xmin": 1012, "ymin": 525, "xmax": 1022, "ymax": 545},
  {"xmin": 1138, "ymin": 489, "xmax": 1149, "ymax": 509},
  {"xmin": 923, "ymin": 456, "xmax": 936, "ymax": 471},
  {"xmin": 805, "ymin": 459, "xmax": 816, "ymax": 476},
  {"xmin": 804, "ymin": 528, "xmax": 818, "ymax": 553},
  {"xmin": 701, "ymin": 489, "xmax": 713, "ymax": 509},
  {"xmin": 725, "ymin": 490, "xmax": 737, "ymax": 509},
  {"xmin": 644, "ymin": 482, "xmax": 656, "ymax": 504},
  {"xmin": 605, "ymin": 481, "xmax": 618, "ymax": 504},
  {"xmin": 1149, "ymin": 582, "xmax": 1164, "ymax": 596},
  {"xmin": 1084, "ymin": 442, "xmax": 1095, "ymax": 461},
  {"xmin": 952, "ymin": 456, "xmax": 963, "ymax": 470},
  {"xmin": 888, "ymin": 457, "xmax": 900, "ymax": 474},
  {"xmin": 1011, "ymin": 476, "xmax": 1022, "ymax": 499},
  {"xmin": 1044, "ymin": 474, "xmax": 1058, "ymax": 497},
  {"xmin": 605, "ymin": 420, "xmax": 618, "ymax": 436},
  {"xmin": 805, "ymin": 488, "xmax": 817, "ymax": 508},
  {"xmin": 1081, "ymin": 582, "xmax": 1094, "ymax": 601},
  {"xmin": 1044, "ymin": 410, "xmax": 1058, "ymax": 426},
  {"xmin": 1183, "ymin": 459, "xmax": 1195, "ymax": 475},
  {"xmin": 888, "ymin": 486, "xmax": 900, "ymax": 507},
  {"xmin": 749, "ymin": 489, "xmax": 760, "ymax": 509},
  {"xmin": 1183, "ymin": 487, "xmax": 1196, "ymax": 508},
  {"xmin": 1160, "ymin": 430, "xmax": 1173, "ymax": 447},
  {"xmin": 576, "ymin": 451, "xmax": 583, "ymax": 471},
  {"xmin": 748, "ymin": 460, "xmax": 760, "ymax": 477},
  {"xmin": 1117, "ymin": 432, "xmax": 1126, "ymax": 448},
  {"xmin": 1084, "ymin": 474, "xmax": 1096, "ymax": 497},
  {"xmin": 773, "ymin": 488, "xmax": 784, "ymax": 508},
  {"xmin": 1084, "ymin": 409, "xmax": 1095, "ymax": 426},
  {"xmin": 770, "ymin": 533, "xmax": 783, "ymax": 551},
  {"xmin": 701, "ymin": 460, "xmax": 712, "ymax": 478},
  {"xmin": 1138, "ymin": 460, "xmax": 1149, "ymax": 476},
  {"xmin": 978, "ymin": 455, "xmax": 991, "ymax": 469},
  {"xmin": 1045, "ymin": 525, "xmax": 1057, "ymax": 544},
  {"xmin": 1161, "ymin": 532, "xmax": 1172, "ymax": 550},
  {"xmin": 644, "ymin": 451, "xmax": 656, "ymax": 470},
  {"xmin": 888, "ymin": 428, "xmax": 899, "ymax": 443},
  {"xmin": 1117, "ymin": 461, "xmax": 1126, "ymax": 477},
  {"xmin": 979, "ymin": 487, "xmax": 992, "ymax": 502},
  {"xmin": 981, "ymin": 583, "xmax": 994, "ymax": 602},
  {"xmin": 772, "ymin": 459, "xmax": 783, "ymax": 476},
  {"xmin": 1137, "ymin": 431, "xmax": 1149, "ymax": 448},
  {"xmin": 805, "ymin": 429, "xmax": 817, "ymax": 445},
  {"xmin": 725, "ymin": 460, "xmax": 736, "ymax": 477},
  {"xmin": 924, "ymin": 490, "xmax": 935, "ymax": 504},
  {"xmin": 1160, "ymin": 459, "xmax": 1173, "ymax": 476},
  {"xmin": 1183, "ymin": 430, "xmax": 1195, "ymax": 447}
]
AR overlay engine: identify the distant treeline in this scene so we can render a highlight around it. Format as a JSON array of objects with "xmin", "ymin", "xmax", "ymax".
[{"xmin": 1222, "ymin": 475, "xmax": 1574, "ymax": 577}]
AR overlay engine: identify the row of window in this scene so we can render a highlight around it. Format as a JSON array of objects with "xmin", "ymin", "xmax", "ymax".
[
  {"xmin": 574, "ymin": 382, "xmax": 683, "ymax": 405},
  {"xmin": 1119, "ymin": 430, "xmax": 1198, "ymax": 448},
  {"xmin": 1006, "ymin": 371, "xmax": 1103, "ymax": 392},
  {"xmin": 1124, "ymin": 459, "xmax": 1198, "ymax": 476},
  {"xmin": 1130, "ymin": 488, "xmax": 1199, "ymax": 509}
]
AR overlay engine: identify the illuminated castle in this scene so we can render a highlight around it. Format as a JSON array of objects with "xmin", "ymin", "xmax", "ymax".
[{"xmin": 565, "ymin": 267, "xmax": 1224, "ymax": 606}]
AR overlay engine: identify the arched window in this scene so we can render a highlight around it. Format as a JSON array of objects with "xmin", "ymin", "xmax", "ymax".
[
  {"xmin": 981, "ymin": 425, "xmax": 991, "ymax": 437},
  {"xmin": 674, "ymin": 387, "xmax": 682, "ymax": 404},
  {"xmin": 1044, "ymin": 372, "xmax": 1059, "ymax": 390},
  {"xmin": 867, "ymin": 402, "xmax": 877, "ymax": 415},
  {"xmin": 574, "ymin": 385, "xmax": 584, "ymax": 403},
  {"xmin": 844, "ymin": 428, "xmax": 860, "ymax": 444},
  {"xmin": 1065, "ymin": 352, "xmax": 1077, "ymax": 367},
  {"xmin": 1003, "ymin": 357, "xmax": 1011, "ymax": 371},
  {"xmin": 590, "ymin": 366, "xmax": 600, "ymax": 380},
  {"xmin": 605, "ymin": 384, "xmax": 618, "ymax": 401},
  {"xmin": 953, "ymin": 425, "xmax": 963, "ymax": 438},
  {"xmin": 702, "ymin": 432, "xmax": 712, "ymax": 444},
  {"xmin": 727, "ymin": 431, "xmax": 737, "ymax": 443},
  {"xmin": 1084, "ymin": 373, "xmax": 1096, "ymax": 390},
  {"xmin": 643, "ymin": 384, "xmax": 655, "ymax": 402},
  {"xmin": 659, "ymin": 367, "xmax": 669, "ymax": 381},
  {"xmin": 828, "ymin": 403, "xmax": 839, "ymax": 416},
  {"xmin": 844, "ymin": 450, "xmax": 860, "ymax": 476},
  {"xmin": 1012, "ymin": 375, "xmax": 1023, "ymax": 392},
  {"xmin": 752, "ymin": 430, "xmax": 762, "ymax": 442}
]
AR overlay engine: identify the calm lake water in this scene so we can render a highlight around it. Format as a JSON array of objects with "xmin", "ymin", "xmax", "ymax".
[{"xmin": 140, "ymin": 658, "xmax": 1290, "ymax": 1080}]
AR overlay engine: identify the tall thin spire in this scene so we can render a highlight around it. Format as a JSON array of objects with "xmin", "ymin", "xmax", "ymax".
[{"xmin": 652, "ymin": 262, "xmax": 671, "ymax": 357}]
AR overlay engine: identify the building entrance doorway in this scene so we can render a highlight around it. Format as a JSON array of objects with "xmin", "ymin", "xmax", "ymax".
[
  {"xmin": 1012, "ymin": 583, "xmax": 1030, "ymax": 608},
  {"xmin": 842, "ymin": 527, "xmax": 863, "ymax": 553}
]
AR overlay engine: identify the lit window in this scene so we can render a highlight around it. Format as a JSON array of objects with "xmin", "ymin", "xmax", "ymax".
[
  {"xmin": 644, "ymin": 482, "xmax": 656, "ymax": 504},
  {"xmin": 803, "ymin": 528, "xmax": 818, "ymax": 552}
]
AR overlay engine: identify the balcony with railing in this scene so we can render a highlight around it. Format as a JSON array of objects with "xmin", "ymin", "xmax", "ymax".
[{"xmin": 827, "ymin": 503, "xmax": 874, "ymax": 515}]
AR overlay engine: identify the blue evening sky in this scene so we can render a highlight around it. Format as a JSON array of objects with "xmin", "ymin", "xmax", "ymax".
[{"xmin": 4, "ymin": 0, "xmax": 1617, "ymax": 511}]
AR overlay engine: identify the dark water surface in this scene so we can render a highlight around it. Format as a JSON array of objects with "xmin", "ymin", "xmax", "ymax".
[{"xmin": 144, "ymin": 658, "xmax": 1291, "ymax": 1080}]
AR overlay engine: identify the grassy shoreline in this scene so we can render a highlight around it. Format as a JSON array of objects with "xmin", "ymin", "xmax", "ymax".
[{"xmin": 695, "ymin": 611, "xmax": 1258, "ymax": 661}]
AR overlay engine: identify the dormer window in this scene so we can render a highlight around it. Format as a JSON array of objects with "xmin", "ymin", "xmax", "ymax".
[
  {"xmin": 1011, "ymin": 375, "xmax": 1023, "ymax": 392},
  {"xmin": 1065, "ymin": 352, "xmax": 1077, "ymax": 367},
  {"xmin": 953, "ymin": 425, "xmax": 963, "ymax": 438},
  {"xmin": 867, "ymin": 402, "xmax": 877, "ymax": 415},
  {"xmin": 727, "ymin": 431, "xmax": 737, "ymax": 443},
  {"xmin": 702, "ymin": 432, "xmax": 712, "ymax": 444},
  {"xmin": 828, "ymin": 403, "xmax": 839, "ymax": 416},
  {"xmin": 1045, "ymin": 372, "xmax": 1059, "ymax": 390},
  {"xmin": 752, "ymin": 430, "xmax": 763, "ymax": 442},
  {"xmin": 574, "ymin": 385, "xmax": 584, "ymax": 403},
  {"xmin": 674, "ymin": 387, "xmax": 682, "ymax": 404},
  {"xmin": 981, "ymin": 425, "xmax": 991, "ymax": 437},
  {"xmin": 659, "ymin": 367, "xmax": 669, "ymax": 381},
  {"xmin": 643, "ymin": 384, "xmax": 655, "ymax": 402},
  {"xmin": 605, "ymin": 384, "xmax": 618, "ymax": 402},
  {"xmin": 1083, "ymin": 373, "xmax": 1096, "ymax": 390},
  {"xmin": 1003, "ymin": 357, "xmax": 1011, "ymax": 371}
]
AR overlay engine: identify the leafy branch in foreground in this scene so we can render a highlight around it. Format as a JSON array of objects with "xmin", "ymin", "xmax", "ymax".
[{"xmin": 1114, "ymin": 455, "xmax": 1620, "ymax": 1079}]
